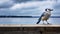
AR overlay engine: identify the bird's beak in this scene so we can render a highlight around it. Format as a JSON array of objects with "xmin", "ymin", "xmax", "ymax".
[
  {"xmin": 51, "ymin": 9, "xmax": 53, "ymax": 11},
  {"xmin": 50, "ymin": 9, "xmax": 53, "ymax": 11}
]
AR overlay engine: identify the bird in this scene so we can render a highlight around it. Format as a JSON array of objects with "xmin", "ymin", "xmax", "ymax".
[{"xmin": 36, "ymin": 8, "xmax": 53, "ymax": 24}]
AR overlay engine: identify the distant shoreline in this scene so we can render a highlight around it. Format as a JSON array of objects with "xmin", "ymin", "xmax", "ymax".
[{"xmin": 0, "ymin": 16, "xmax": 59, "ymax": 18}]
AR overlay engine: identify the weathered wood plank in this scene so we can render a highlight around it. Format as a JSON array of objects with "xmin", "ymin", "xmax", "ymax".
[{"xmin": 0, "ymin": 24, "xmax": 60, "ymax": 27}]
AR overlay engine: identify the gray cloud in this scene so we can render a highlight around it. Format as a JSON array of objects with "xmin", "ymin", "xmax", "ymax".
[
  {"xmin": 0, "ymin": 0, "xmax": 58, "ymax": 16},
  {"xmin": 0, "ymin": 0, "xmax": 54, "ymax": 8},
  {"xmin": 12, "ymin": 0, "xmax": 45, "ymax": 3},
  {"xmin": 13, "ymin": 0, "xmax": 31, "ymax": 3},
  {"xmin": 0, "ymin": 0, "xmax": 15, "ymax": 8}
]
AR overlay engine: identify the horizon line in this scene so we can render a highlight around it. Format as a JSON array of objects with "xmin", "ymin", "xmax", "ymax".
[{"xmin": 0, "ymin": 16, "xmax": 59, "ymax": 18}]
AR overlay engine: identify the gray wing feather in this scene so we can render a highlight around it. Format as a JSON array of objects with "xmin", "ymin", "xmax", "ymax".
[{"xmin": 36, "ymin": 12, "xmax": 45, "ymax": 24}]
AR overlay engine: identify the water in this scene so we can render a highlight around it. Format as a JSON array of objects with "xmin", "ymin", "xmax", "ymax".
[
  {"xmin": 0, "ymin": 0, "xmax": 59, "ymax": 25},
  {"xmin": 0, "ymin": 18, "xmax": 60, "ymax": 24}
]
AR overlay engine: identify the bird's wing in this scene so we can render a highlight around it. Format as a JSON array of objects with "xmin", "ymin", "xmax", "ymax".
[
  {"xmin": 36, "ymin": 12, "xmax": 45, "ymax": 24},
  {"xmin": 40, "ymin": 12, "xmax": 45, "ymax": 17}
]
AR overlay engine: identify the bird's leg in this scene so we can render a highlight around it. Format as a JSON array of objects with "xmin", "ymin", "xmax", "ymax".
[
  {"xmin": 46, "ymin": 20, "xmax": 49, "ymax": 24},
  {"xmin": 42, "ymin": 20, "xmax": 45, "ymax": 24}
]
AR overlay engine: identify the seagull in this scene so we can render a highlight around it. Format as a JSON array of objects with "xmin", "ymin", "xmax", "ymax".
[{"xmin": 36, "ymin": 8, "xmax": 53, "ymax": 24}]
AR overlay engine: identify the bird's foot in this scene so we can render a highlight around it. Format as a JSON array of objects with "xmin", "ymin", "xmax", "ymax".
[
  {"xmin": 47, "ymin": 23, "xmax": 50, "ymax": 24},
  {"xmin": 47, "ymin": 23, "xmax": 52, "ymax": 25},
  {"xmin": 43, "ymin": 23, "xmax": 45, "ymax": 24}
]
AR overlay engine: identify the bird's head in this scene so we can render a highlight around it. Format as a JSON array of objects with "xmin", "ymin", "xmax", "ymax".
[{"xmin": 45, "ymin": 8, "xmax": 53, "ymax": 12}]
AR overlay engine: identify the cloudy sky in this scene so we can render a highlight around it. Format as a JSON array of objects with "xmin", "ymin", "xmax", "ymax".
[
  {"xmin": 0, "ymin": 0, "xmax": 60, "ymax": 24},
  {"xmin": 0, "ymin": 0, "xmax": 60, "ymax": 16}
]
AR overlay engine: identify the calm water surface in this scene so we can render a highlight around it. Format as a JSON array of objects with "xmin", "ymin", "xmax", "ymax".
[{"xmin": 0, "ymin": 18, "xmax": 60, "ymax": 24}]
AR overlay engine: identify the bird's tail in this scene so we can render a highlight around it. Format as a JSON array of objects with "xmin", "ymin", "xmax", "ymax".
[{"xmin": 36, "ymin": 17, "xmax": 41, "ymax": 24}]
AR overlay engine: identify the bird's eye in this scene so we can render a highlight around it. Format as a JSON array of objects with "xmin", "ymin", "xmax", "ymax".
[{"xmin": 45, "ymin": 9, "xmax": 47, "ymax": 11}]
